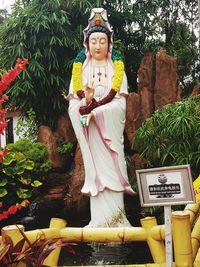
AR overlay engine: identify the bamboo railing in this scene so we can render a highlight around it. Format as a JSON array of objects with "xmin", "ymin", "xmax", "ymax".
[{"xmin": 1, "ymin": 203, "xmax": 200, "ymax": 267}]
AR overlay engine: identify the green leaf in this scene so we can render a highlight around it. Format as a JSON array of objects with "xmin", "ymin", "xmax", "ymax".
[
  {"xmin": 16, "ymin": 188, "xmax": 32, "ymax": 199},
  {"xmin": 3, "ymin": 153, "xmax": 15, "ymax": 166},
  {"xmin": 14, "ymin": 164, "xmax": 25, "ymax": 175},
  {"xmin": 0, "ymin": 188, "xmax": 8, "ymax": 197},
  {"xmin": 25, "ymin": 160, "xmax": 35, "ymax": 170},
  {"xmin": 0, "ymin": 178, "xmax": 8, "ymax": 186},
  {"xmin": 3, "ymin": 167, "xmax": 14, "ymax": 177},
  {"xmin": 31, "ymin": 180, "xmax": 42, "ymax": 187}
]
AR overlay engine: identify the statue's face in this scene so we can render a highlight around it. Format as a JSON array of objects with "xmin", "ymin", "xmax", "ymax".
[{"xmin": 89, "ymin": 32, "xmax": 108, "ymax": 61}]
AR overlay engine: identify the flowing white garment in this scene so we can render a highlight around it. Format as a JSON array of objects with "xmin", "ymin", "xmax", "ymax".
[{"xmin": 68, "ymin": 60, "xmax": 134, "ymax": 227}]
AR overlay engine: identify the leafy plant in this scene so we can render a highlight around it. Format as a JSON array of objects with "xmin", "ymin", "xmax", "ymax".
[
  {"xmin": 132, "ymin": 96, "xmax": 200, "ymax": 178},
  {"xmin": 7, "ymin": 138, "xmax": 52, "ymax": 175},
  {"xmin": 0, "ymin": 236, "xmax": 25, "ymax": 267},
  {"xmin": 0, "ymin": 138, "xmax": 52, "ymax": 209},
  {"xmin": 0, "ymin": 227, "xmax": 75, "ymax": 267},
  {"xmin": 56, "ymin": 138, "xmax": 73, "ymax": 156}
]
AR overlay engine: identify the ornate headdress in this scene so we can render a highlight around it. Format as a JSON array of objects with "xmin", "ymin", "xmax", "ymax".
[{"xmin": 83, "ymin": 8, "xmax": 113, "ymax": 56}]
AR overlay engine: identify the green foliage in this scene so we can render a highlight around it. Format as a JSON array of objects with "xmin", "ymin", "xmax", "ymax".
[
  {"xmin": 165, "ymin": 22, "xmax": 198, "ymax": 94},
  {"xmin": 8, "ymin": 138, "xmax": 52, "ymax": 175},
  {"xmin": 0, "ymin": 138, "xmax": 52, "ymax": 206},
  {"xmin": 0, "ymin": 229, "xmax": 75, "ymax": 267},
  {"xmin": 15, "ymin": 108, "xmax": 38, "ymax": 141},
  {"xmin": 132, "ymin": 96, "xmax": 200, "ymax": 178},
  {"xmin": 57, "ymin": 138, "xmax": 74, "ymax": 156},
  {"xmin": 0, "ymin": 0, "xmax": 94, "ymax": 129}
]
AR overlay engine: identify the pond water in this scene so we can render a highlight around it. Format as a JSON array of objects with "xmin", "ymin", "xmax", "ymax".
[{"xmin": 59, "ymin": 242, "xmax": 152, "ymax": 265}]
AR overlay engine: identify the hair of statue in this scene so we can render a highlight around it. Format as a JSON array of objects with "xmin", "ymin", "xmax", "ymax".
[{"xmin": 85, "ymin": 26, "xmax": 112, "ymax": 47}]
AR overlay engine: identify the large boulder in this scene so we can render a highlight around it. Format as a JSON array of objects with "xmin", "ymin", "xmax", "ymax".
[
  {"xmin": 154, "ymin": 47, "xmax": 182, "ymax": 108},
  {"xmin": 125, "ymin": 92, "xmax": 142, "ymax": 142},
  {"xmin": 191, "ymin": 84, "xmax": 200, "ymax": 96},
  {"xmin": 37, "ymin": 125, "xmax": 61, "ymax": 169},
  {"xmin": 138, "ymin": 52, "xmax": 154, "ymax": 120},
  {"xmin": 55, "ymin": 113, "xmax": 76, "ymax": 143},
  {"xmin": 65, "ymin": 144, "xmax": 89, "ymax": 213}
]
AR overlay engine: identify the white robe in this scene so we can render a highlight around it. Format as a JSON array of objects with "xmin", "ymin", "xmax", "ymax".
[{"xmin": 68, "ymin": 60, "xmax": 134, "ymax": 227}]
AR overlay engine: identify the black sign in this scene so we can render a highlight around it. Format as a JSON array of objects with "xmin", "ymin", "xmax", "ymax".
[{"xmin": 149, "ymin": 183, "xmax": 181, "ymax": 196}]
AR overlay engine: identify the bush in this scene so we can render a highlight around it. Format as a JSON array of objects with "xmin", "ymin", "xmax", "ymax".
[
  {"xmin": 0, "ymin": 138, "xmax": 52, "ymax": 207},
  {"xmin": 56, "ymin": 138, "xmax": 73, "ymax": 156},
  {"xmin": 132, "ymin": 96, "xmax": 200, "ymax": 178}
]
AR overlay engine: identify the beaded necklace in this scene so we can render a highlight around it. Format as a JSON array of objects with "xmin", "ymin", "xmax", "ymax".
[{"xmin": 72, "ymin": 48, "xmax": 124, "ymax": 93}]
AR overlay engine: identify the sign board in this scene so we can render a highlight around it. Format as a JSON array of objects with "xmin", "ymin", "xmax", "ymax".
[{"xmin": 136, "ymin": 165, "xmax": 195, "ymax": 207}]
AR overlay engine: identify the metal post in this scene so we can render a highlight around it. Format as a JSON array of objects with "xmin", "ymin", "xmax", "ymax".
[{"xmin": 164, "ymin": 205, "xmax": 172, "ymax": 267}]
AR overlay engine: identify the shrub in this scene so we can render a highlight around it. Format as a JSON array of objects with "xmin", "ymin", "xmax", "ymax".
[
  {"xmin": 0, "ymin": 138, "xmax": 52, "ymax": 208},
  {"xmin": 132, "ymin": 96, "xmax": 200, "ymax": 178},
  {"xmin": 56, "ymin": 138, "xmax": 73, "ymax": 156}
]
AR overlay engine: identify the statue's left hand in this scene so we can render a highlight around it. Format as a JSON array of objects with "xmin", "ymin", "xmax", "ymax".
[{"xmin": 80, "ymin": 113, "xmax": 94, "ymax": 128}]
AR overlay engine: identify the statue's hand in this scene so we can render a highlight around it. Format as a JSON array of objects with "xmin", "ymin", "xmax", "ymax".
[
  {"xmin": 62, "ymin": 91, "xmax": 68, "ymax": 101},
  {"xmin": 84, "ymin": 85, "xmax": 94, "ymax": 105},
  {"xmin": 80, "ymin": 113, "xmax": 94, "ymax": 128}
]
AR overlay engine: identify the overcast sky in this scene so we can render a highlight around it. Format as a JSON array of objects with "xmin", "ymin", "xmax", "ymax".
[{"xmin": 0, "ymin": 0, "xmax": 15, "ymax": 11}]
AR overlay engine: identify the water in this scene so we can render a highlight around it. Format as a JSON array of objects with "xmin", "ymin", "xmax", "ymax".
[{"xmin": 59, "ymin": 242, "xmax": 152, "ymax": 265}]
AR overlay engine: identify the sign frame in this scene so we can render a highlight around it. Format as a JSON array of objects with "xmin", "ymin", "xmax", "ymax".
[{"xmin": 136, "ymin": 164, "xmax": 195, "ymax": 207}]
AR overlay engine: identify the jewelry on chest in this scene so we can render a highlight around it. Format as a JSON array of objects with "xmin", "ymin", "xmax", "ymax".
[{"xmin": 91, "ymin": 65, "xmax": 107, "ymax": 83}]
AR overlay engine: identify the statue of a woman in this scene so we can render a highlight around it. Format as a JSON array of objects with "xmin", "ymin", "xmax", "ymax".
[{"xmin": 67, "ymin": 8, "xmax": 135, "ymax": 227}]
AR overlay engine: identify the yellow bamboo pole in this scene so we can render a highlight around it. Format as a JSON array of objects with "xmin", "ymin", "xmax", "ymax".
[
  {"xmin": 191, "ymin": 213, "xmax": 200, "ymax": 261},
  {"xmin": 60, "ymin": 265, "xmax": 146, "ymax": 267},
  {"xmin": 25, "ymin": 227, "xmax": 147, "ymax": 243},
  {"xmin": 150, "ymin": 225, "xmax": 165, "ymax": 241},
  {"xmin": 172, "ymin": 211, "xmax": 193, "ymax": 267},
  {"xmin": 194, "ymin": 247, "xmax": 200, "ymax": 266},
  {"xmin": 25, "ymin": 228, "xmax": 62, "ymax": 242},
  {"xmin": 61, "ymin": 227, "xmax": 147, "ymax": 242},
  {"xmin": 43, "ymin": 218, "xmax": 67, "ymax": 267},
  {"xmin": 1, "ymin": 225, "xmax": 26, "ymax": 267},
  {"xmin": 1, "ymin": 227, "xmax": 146, "ymax": 243},
  {"xmin": 140, "ymin": 217, "xmax": 165, "ymax": 263},
  {"xmin": 59, "ymin": 264, "xmax": 176, "ymax": 267},
  {"xmin": 184, "ymin": 203, "xmax": 200, "ymax": 225}
]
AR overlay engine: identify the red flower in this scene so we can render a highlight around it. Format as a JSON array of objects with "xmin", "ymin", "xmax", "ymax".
[
  {"xmin": 14, "ymin": 58, "xmax": 29, "ymax": 73},
  {"xmin": 0, "ymin": 214, "xmax": 5, "ymax": 221},
  {"xmin": 0, "ymin": 58, "xmax": 28, "ymax": 87},
  {"xmin": 0, "ymin": 147, "xmax": 7, "ymax": 163},
  {"xmin": 0, "ymin": 82, "xmax": 8, "ymax": 93},
  {"xmin": 7, "ymin": 69, "xmax": 18, "ymax": 82},
  {"xmin": 21, "ymin": 199, "xmax": 30, "ymax": 207},
  {"xmin": 16, "ymin": 203, "xmax": 22, "ymax": 210},
  {"xmin": 0, "ymin": 121, "xmax": 7, "ymax": 134},
  {"xmin": 8, "ymin": 205, "xmax": 18, "ymax": 215},
  {"xmin": 0, "ymin": 94, "xmax": 8, "ymax": 107},
  {"xmin": 3, "ymin": 211, "xmax": 8, "ymax": 219}
]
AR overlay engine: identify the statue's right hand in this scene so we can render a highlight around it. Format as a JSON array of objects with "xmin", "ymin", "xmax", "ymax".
[
  {"xmin": 84, "ymin": 85, "xmax": 94, "ymax": 105},
  {"xmin": 62, "ymin": 91, "xmax": 68, "ymax": 100}
]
